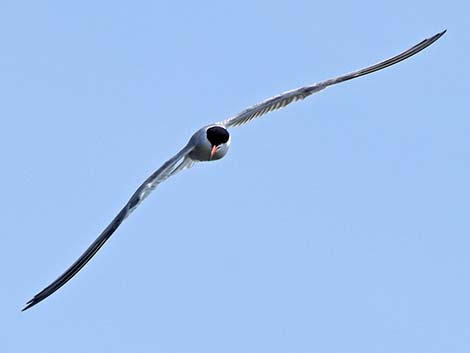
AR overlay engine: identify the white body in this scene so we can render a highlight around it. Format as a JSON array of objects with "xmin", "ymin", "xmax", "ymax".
[{"xmin": 188, "ymin": 125, "xmax": 231, "ymax": 162}]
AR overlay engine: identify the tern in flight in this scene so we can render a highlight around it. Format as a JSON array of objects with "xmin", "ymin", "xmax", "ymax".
[{"xmin": 23, "ymin": 30, "xmax": 445, "ymax": 311}]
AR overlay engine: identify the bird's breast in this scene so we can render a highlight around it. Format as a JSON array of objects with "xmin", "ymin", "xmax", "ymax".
[
  {"xmin": 189, "ymin": 140, "xmax": 229, "ymax": 161},
  {"xmin": 187, "ymin": 125, "xmax": 231, "ymax": 162}
]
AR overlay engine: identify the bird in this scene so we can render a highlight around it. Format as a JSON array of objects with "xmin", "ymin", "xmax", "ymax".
[{"xmin": 22, "ymin": 30, "xmax": 446, "ymax": 311}]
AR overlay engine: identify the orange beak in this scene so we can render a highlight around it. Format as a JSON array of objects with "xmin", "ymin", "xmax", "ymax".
[{"xmin": 209, "ymin": 145, "xmax": 218, "ymax": 160}]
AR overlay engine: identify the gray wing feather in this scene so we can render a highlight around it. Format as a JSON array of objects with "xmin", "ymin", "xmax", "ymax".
[
  {"xmin": 220, "ymin": 30, "xmax": 445, "ymax": 128},
  {"xmin": 22, "ymin": 143, "xmax": 195, "ymax": 311}
]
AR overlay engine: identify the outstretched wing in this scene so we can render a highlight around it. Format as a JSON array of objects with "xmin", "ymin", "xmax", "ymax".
[
  {"xmin": 22, "ymin": 143, "xmax": 195, "ymax": 311},
  {"xmin": 219, "ymin": 30, "xmax": 445, "ymax": 128}
]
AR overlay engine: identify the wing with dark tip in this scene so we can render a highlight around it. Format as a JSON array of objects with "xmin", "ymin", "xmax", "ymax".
[
  {"xmin": 22, "ymin": 143, "xmax": 195, "ymax": 311},
  {"xmin": 219, "ymin": 30, "xmax": 445, "ymax": 128}
]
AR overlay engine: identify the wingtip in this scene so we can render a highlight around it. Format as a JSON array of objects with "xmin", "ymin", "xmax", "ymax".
[
  {"xmin": 21, "ymin": 304, "xmax": 31, "ymax": 312},
  {"xmin": 421, "ymin": 30, "xmax": 446, "ymax": 48},
  {"xmin": 434, "ymin": 29, "xmax": 447, "ymax": 39},
  {"xmin": 21, "ymin": 298, "xmax": 37, "ymax": 312}
]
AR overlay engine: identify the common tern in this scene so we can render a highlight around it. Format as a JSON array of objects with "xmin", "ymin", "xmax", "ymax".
[{"xmin": 23, "ymin": 30, "xmax": 445, "ymax": 311}]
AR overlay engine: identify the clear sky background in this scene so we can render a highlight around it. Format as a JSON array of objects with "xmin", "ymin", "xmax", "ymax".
[{"xmin": 1, "ymin": 1, "xmax": 468, "ymax": 352}]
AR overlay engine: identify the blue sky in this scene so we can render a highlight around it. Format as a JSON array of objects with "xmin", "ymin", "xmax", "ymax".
[{"xmin": 1, "ymin": 1, "xmax": 468, "ymax": 352}]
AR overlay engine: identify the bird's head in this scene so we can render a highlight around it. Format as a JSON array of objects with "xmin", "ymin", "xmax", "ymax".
[{"xmin": 206, "ymin": 125, "xmax": 230, "ymax": 161}]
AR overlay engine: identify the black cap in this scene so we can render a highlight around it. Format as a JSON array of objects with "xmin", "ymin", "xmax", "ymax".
[{"xmin": 207, "ymin": 126, "xmax": 229, "ymax": 146}]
